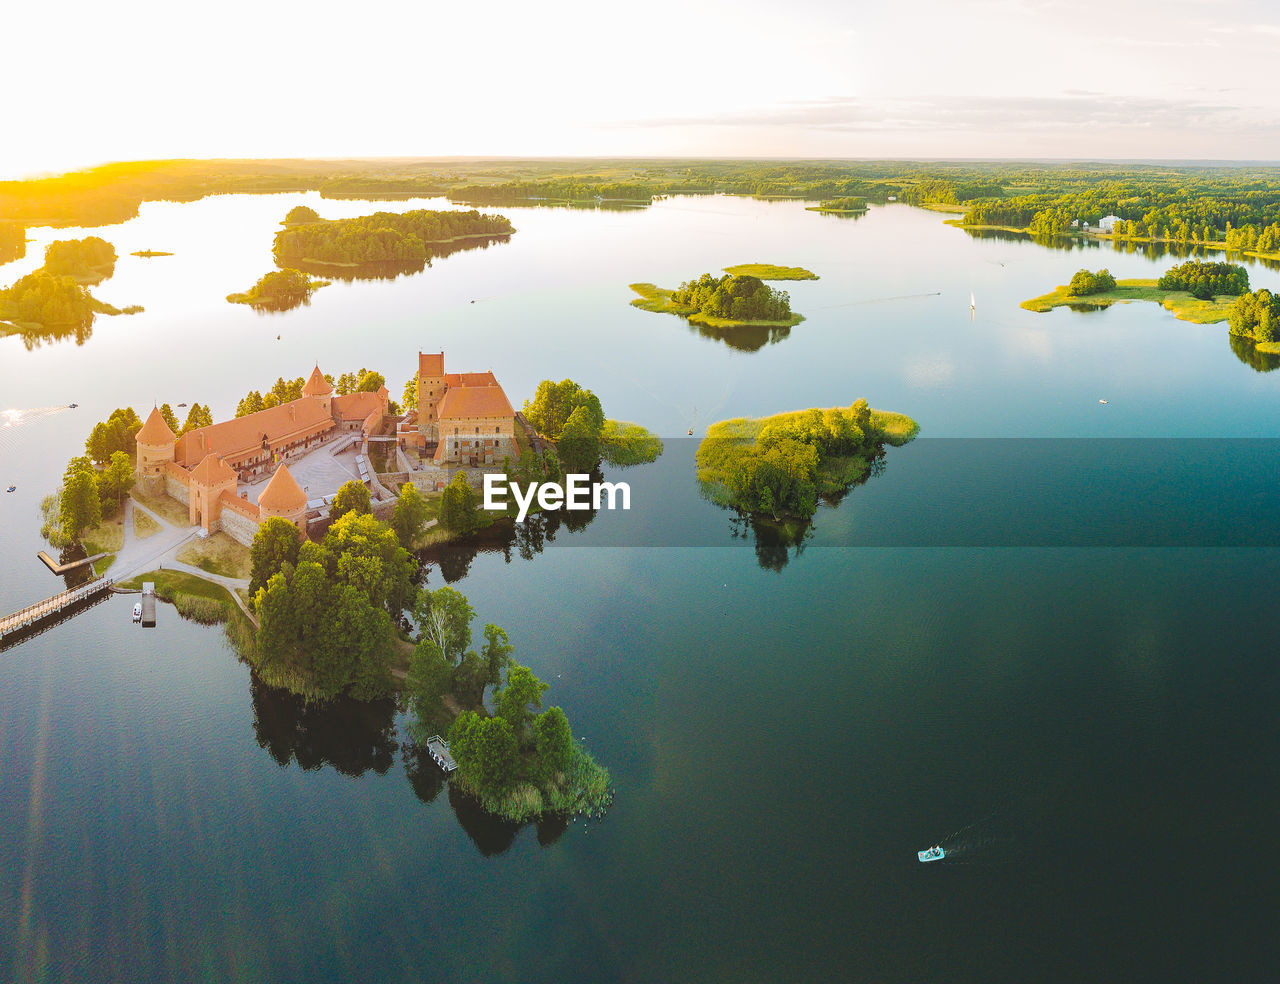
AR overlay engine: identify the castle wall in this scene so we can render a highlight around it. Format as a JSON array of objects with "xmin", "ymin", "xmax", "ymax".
[
  {"xmin": 220, "ymin": 507, "xmax": 260, "ymax": 547},
  {"xmin": 164, "ymin": 473, "xmax": 190, "ymax": 505}
]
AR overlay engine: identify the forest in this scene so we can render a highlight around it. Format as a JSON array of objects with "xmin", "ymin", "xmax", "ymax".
[
  {"xmin": 1156, "ymin": 260, "xmax": 1249, "ymax": 299},
  {"xmin": 226, "ymin": 268, "xmax": 329, "ymax": 311},
  {"xmin": 41, "ymin": 236, "xmax": 117, "ymax": 282},
  {"xmin": 271, "ymin": 208, "xmax": 514, "ymax": 267},
  {"xmin": 1227, "ymin": 289, "xmax": 1280, "ymax": 345}
]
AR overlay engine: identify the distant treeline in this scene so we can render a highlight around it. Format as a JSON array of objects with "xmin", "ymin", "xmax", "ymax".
[{"xmin": 272, "ymin": 209, "xmax": 514, "ymax": 266}]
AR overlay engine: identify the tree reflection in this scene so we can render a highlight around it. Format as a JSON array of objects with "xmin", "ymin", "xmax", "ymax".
[
  {"xmin": 1228, "ymin": 333, "xmax": 1280, "ymax": 373},
  {"xmin": 291, "ymin": 236, "xmax": 510, "ymax": 284},
  {"xmin": 249, "ymin": 677, "xmax": 397, "ymax": 776}
]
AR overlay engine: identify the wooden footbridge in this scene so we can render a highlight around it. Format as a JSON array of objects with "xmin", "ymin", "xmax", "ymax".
[{"xmin": 0, "ymin": 577, "xmax": 116, "ymax": 651}]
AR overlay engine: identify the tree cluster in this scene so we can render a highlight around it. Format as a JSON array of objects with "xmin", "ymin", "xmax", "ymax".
[
  {"xmin": 1066, "ymin": 269, "xmax": 1118, "ymax": 297},
  {"xmin": 671, "ymin": 273, "xmax": 792, "ymax": 323},
  {"xmin": 283, "ymin": 205, "xmax": 321, "ymax": 226},
  {"xmin": 251, "ymin": 510, "xmax": 415, "ymax": 700},
  {"xmin": 1156, "ymin": 261, "xmax": 1249, "ymax": 299},
  {"xmin": 0, "ymin": 272, "xmax": 96, "ymax": 329},
  {"xmin": 85, "ymin": 406, "xmax": 142, "ymax": 464},
  {"xmin": 226, "ymin": 268, "xmax": 327, "ymax": 310},
  {"xmin": 41, "ymin": 237, "xmax": 116, "ymax": 280},
  {"xmin": 1227, "ymin": 289, "xmax": 1280, "ymax": 344},
  {"xmin": 0, "ymin": 221, "xmax": 24, "ymax": 263},
  {"xmin": 522, "ymin": 378, "xmax": 606, "ymax": 472},
  {"xmin": 272, "ymin": 209, "xmax": 513, "ymax": 267}
]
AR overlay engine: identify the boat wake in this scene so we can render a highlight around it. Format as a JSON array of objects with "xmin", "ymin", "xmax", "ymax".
[
  {"xmin": 920, "ymin": 810, "xmax": 1025, "ymax": 865},
  {"xmin": 1, "ymin": 405, "xmax": 74, "ymax": 428}
]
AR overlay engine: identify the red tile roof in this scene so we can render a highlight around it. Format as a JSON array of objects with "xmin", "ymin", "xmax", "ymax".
[
  {"xmin": 218, "ymin": 489, "xmax": 260, "ymax": 519},
  {"xmin": 419, "ymin": 352, "xmax": 444, "ymax": 377},
  {"xmin": 332, "ymin": 390, "xmax": 385, "ymax": 422},
  {"xmin": 444, "ymin": 371, "xmax": 498, "ymax": 388},
  {"xmin": 190, "ymin": 453, "xmax": 237, "ymax": 488},
  {"xmin": 302, "ymin": 365, "xmax": 332, "ymax": 396},
  {"xmin": 175, "ymin": 398, "xmax": 334, "ymax": 468},
  {"xmin": 257, "ymin": 463, "xmax": 307, "ymax": 512},
  {"xmin": 137, "ymin": 405, "xmax": 176, "ymax": 446},
  {"xmin": 436, "ymin": 384, "xmax": 514, "ymax": 419}
]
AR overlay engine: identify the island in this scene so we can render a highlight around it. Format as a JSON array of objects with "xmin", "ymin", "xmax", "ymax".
[
  {"xmin": 723, "ymin": 263, "xmax": 818, "ymax": 281},
  {"xmin": 226, "ymin": 268, "xmax": 331, "ymax": 311},
  {"xmin": 130, "ymin": 249, "xmax": 174, "ymax": 257},
  {"xmin": 271, "ymin": 207, "xmax": 514, "ymax": 273},
  {"xmin": 805, "ymin": 197, "xmax": 868, "ymax": 214},
  {"xmin": 1021, "ymin": 262, "xmax": 1248, "ymax": 324},
  {"xmin": 630, "ymin": 272, "xmax": 804, "ymax": 330},
  {"xmin": 0, "ymin": 237, "xmax": 144, "ymax": 340},
  {"xmin": 696, "ymin": 400, "xmax": 919, "ymax": 519}
]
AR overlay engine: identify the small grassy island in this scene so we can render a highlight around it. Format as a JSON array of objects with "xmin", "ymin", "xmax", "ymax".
[
  {"xmin": 696, "ymin": 400, "xmax": 919, "ymax": 519},
  {"xmin": 630, "ymin": 273, "xmax": 804, "ymax": 330},
  {"xmin": 130, "ymin": 249, "xmax": 173, "ymax": 257},
  {"xmin": 806, "ymin": 197, "xmax": 868, "ymax": 214},
  {"xmin": 1022, "ymin": 261, "xmax": 1248, "ymax": 325},
  {"xmin": 722, "ymin": 263, "xmax": 819, "ymax": 281},
  {"xmin": 227, "ymin": 268, "xmax": 331, "ymax": 311}
]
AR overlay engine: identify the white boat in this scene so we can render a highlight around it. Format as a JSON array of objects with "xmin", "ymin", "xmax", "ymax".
[
  {"xmin": 132, "ymin": 603, "xmax": 142, "ymax": 623},
  {"xmin": 918, "ymin": 845, "xmax": 945, "ymax": 863},
  {"xmin": 970, "ymin": 291, "xmax": 975, "ymax": 310}
]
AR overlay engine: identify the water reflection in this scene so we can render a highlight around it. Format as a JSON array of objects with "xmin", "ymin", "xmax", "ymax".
[
  {"xmin": 250, "ymin": 678, "xmax": 397, "ymax": 776},
  {"xmin": 1228, "ymin": 333, "xmax": 1280, "ymax": 373},
  {"xmin": 291, "ymin": 236, "xmax": 512, "ymax": 284}
]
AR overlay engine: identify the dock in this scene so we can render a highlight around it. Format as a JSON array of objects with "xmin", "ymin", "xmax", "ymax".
[
  {"xmin": 141, "ymin": 582, "xmax": 156, "ymax": 627},
  {"xmin": 0, "ymin": 577, "xmax": 115, "ymax": 651},
  {"xmin": 425, "ymin": 735, "xmax": 458, "ymax": 773},
  {"xmin": 37, "ymin": 550, "xmax": 108, "ymax": 576}
]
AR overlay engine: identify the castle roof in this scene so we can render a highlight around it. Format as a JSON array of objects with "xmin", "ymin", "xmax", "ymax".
[
  {"xmin": 419, "ymin": 351, "xmax": 444, "ymax": 377},
  {"xmin": 444, "ymin": 371, "xmax": 499, "ymax": 388},
  {"xmin": 437, "ymin": 383, "xmax": 514, "ymax": 420},
  {"xmin": 190, "ymin": 453, "xmax": 237, "ymax": 488},
  {"xmin": 257, "ymin": 463, "xmax": 307, "ymax": 513},
  {"xmin": 175, "ymin": 397, "xmax": 333, "ymax": 468},
  {"xmin": 137, "ymin": 405, "xmax": 176, "ymax": 446},
  {"xmin": 302, "ymin": 365, "xmax": 332, "ymax": 397},
  {"xmin": 333, "ymin": 388, "xmax": 388, "ymax": 423}
]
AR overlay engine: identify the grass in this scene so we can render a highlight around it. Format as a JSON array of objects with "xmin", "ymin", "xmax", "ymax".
[
  {"xmin": 722, "ymin": 263, "xmax": 818, "ymax": 281},
  {"xmin": 130, "ymin": 489, "xmax": 191, "ymax": 527},
  {"xmin": 629, "ymin": 283, "xmax": 805, "ymax": 329},
  {"xmin": 93, "ymin": 555, "xmax": 116, "ymax": 576},
  {"xmin": 177, "ymin": 532, "xmax": 251, "ymax": 580},
  {"xmin": 134, "ymin": 509, "xmax": 160, "ymax": 539},
  {"xmin": 1020, "ymin": 278, "xmax": 1235, "ymax": 324},
  {"xmin": 599, "ymin": 419, "xmax": 664, "ymax": 466},
  {"xmin": 83, "ymin": 517, "xmax": 125, "ymax": 555},
  {"xmin": 454, "ymin": 745, "xmax": 614, "ymax": 822},
  {"xmin": 116, "ymin": 569, "xmax": 242, "ymax": 628}
]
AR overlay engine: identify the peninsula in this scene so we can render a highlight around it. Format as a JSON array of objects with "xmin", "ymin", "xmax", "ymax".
[{"xmin": 1022, "ymin": 262, "xmax": 1249, "ymax": 325}]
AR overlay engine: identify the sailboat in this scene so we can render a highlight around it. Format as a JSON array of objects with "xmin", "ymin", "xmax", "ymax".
[{"xmin": 970, "ymin": 291, "xmax": 976, "ymax": 313}]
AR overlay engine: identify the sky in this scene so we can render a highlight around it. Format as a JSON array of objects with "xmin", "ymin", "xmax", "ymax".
[{"xmin": 5, "ymin": 0, "xmax": 1280, "ymax": 177}]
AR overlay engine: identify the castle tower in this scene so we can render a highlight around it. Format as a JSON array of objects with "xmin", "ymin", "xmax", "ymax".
[
  {"xmin": 257, "ymin": 463, "xmax": 309, "ymax": 535},
  {"xmin": 302, "ymin": 365, "xmax": 333, "ymax": 416},
  {"xmin": 417, "ymin": 351, "xmax": 445, "ymax": 441},
  {"xmin": 188, "ymin": 453, "xmax": 237, "ymax": 532},
  {"xmin": 135, "ymin": 405, "xmax": 177, "ymax": 495}
]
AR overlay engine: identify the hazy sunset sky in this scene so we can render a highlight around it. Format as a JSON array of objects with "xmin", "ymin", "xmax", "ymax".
[{"xmin": 6, "ymin": 0, "xmax": 1280, "ymax": 177}]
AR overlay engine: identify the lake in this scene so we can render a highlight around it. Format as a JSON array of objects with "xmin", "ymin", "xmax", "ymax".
[{"xmin": 1, "ymin": 194, "xmax": 1277, "ymax": 982}]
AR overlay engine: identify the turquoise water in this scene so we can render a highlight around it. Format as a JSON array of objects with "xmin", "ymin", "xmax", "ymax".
[{"xmin": 1, "ymin": 195, "xmax": 1277, "ymax": 982}]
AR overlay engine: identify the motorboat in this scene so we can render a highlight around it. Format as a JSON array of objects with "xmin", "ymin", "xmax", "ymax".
[
  {"xmin": 132, "ymin": 603, "xmax": 143, "ymax": 623},
  {"xmin": 6, "ymin": 485, "xmax": 14, "ymax": 493},
  {"xmin": 1099, "ymin": 399, "xmax": 1108, "ymax": 405},
  {"xmin": 918, "ymin": 845, "xmax": 945, "ymax": 863},
  {"xmin": 68, "ymin": 403, "xmax": 78, "ymax": 408}
]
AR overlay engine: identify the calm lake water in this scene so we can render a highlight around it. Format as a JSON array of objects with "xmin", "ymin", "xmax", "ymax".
[{"xmin": 1, "ymin": 194, "xmax": 1278, "ymax": 982}]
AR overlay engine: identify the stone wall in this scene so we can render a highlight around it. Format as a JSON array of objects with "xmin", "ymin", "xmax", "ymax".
[
  {"xmin": 220, "ymin": 507, "xmax": 259, "ymax": 547},
  {"xmin": 164, "ymin": 473, "xmax": 190, "ymax": 505}
]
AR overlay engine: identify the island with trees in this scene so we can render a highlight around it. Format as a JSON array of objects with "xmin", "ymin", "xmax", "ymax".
[
  {"xmin": 1021, "ymin": 261, "xmax": 1248, "ymax": 324},
  {"xmin": 270, "ymin": 207, "xmax": 514, "ymax": 276},
  {"xmin": 696, "ymin": 400, "xmax": 919, "ymax": 520},
  {"xmin": 630, "ymin": 272, "xmax": 804, "ymax": 330},
  {"xmin": 0, "ymin": 237, "xmax": 142, "ymax": 341},
  {"xmin": 226, "ymin": 268, "xmax": 330, "ymax": 311},
  {"xmin": 806, "ymin": 197, "xmax": 868, "ymax": 215}
]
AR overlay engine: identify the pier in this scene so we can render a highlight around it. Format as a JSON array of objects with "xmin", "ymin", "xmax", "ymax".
[
  {"xmin": 425, "ymin": 735, "xmax": 458, "ymax": 773},
  {"xmin": 37, "ymin": 550, "xmax": 108, "ymax": 576},
  {"xmin": 0, "ymin": 577, "xmax": 116, "ymax": 651}
]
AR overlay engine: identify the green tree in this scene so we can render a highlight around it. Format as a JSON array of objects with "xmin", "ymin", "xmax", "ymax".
[
  {"xmin": 406, "ymin": 639, "xmax": 454, "ymax": 717},
  {"xmin": 558, "ymin": 404, "xmax": 600, "ymax": 472},
  {"xmin": 401, "ymin": 373, "xmax": 418, "ymax": 412},
  {"xmin": 323, "ymin": 510, "xmax": 416, "ymax": 617},
  {"xmin": 391, "ymin": 481, "xmax": 428, "ymax": 547},
  {"xmin": 480, "ymin": 623, "xmax": 515, "ymax": 692},
  {"xmin": 450, "ymin": 712, "xmax": 518, "ymax": 791},
  {"xmin": 438, "ymin": 472, "xmax": 478, "ymax": 534},
  {"xmin": 249, "ymin": 517, "xmax": 302, "ymax": 597},
  {"xmin": 356, "ymin": 370, "xmax": 385, "ymax": 393},
  {"xmin": 534, "ymin": 706, "xmax": 575, "ymax": 777},
  {"xmin": 85, "ymin": 407, "xmax": 142, "ymax": 464},
  {"xmin": 97, "ymin": 450, "xmax": 135, "ymax": 515},
  {"xmin": 59, "ymin": 463, "xmax": 101, "ymax": 541},
  {"xmin": 329, "ymin": 479, "xmax": 371, "ymax": 520},
  {"xmin": 159, "ymin": 403, "xmax": 180, "ymax": 433},
  {"xmin": 495, "ymin": 663, "xmax": 548, "ymax": 745},
  {"xmin": 181, "ymin": 403, "xmax": 212, "ymax": 434},
  {"xmin": 414, "ymin": 585, "xmax": 475, "ymax": 664},
  {"xmin": 253, "ymin": 571, "xmax": 297, "ymax": 674}
]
